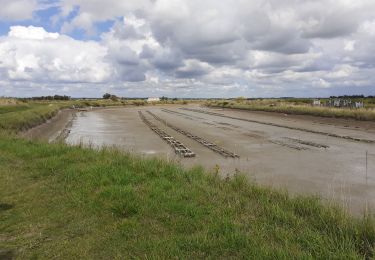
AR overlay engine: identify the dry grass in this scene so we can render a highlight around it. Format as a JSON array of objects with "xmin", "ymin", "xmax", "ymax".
[
  {"xmin": 0, "ymin": 98, "xmax": 21, "ymax": 106},
  {"xmin": 208, "ymin": 100, "xmax": 375, "ymax": 121}
]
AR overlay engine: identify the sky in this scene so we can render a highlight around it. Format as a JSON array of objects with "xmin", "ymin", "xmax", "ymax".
[{"xmin": 0, "ymin": 0, "xmax": 375, "ymax": 98}]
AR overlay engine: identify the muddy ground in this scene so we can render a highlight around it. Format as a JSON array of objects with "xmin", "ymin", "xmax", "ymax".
[
  {"xmin": 22, "ymin": 109, "xmax": 75, "ymax": 142},
  {"xmin": 28, "ymin": 105, "xmax": 375, "ymax": 216}
]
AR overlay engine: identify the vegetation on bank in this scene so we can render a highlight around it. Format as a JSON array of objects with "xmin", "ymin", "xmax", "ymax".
[
  {"xmin": 1, "ymin": 137, "xmax": 374, "ymax": 258},
  {"xmin": 0, "ymin": 98, "xmax": 189, "ymax": 132},
  {"xmin": 207, "ymin": 99, "xmax": 375, "ymax": 121},
  {"xmin": 0, "ymin": 100, "xmax": 374, "ymax": 258},
  {"xmin": 0, "ymin": 99, "xmax": 125, "ymax": 133}
]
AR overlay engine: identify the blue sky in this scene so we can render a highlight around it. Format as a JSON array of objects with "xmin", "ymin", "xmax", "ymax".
[
  {"xmin": 0, "ymin": 0, "xmax": 375, "ymax": 97},
  {"xmin": 0, "ymin": 3, "xmax": 114, "ymax": 41}
]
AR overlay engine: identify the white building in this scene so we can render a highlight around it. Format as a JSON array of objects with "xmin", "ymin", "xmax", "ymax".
[
  {"xmin": 147, "ymin": 97, "xmax": 160, "ymax": 102},
  {"xmin": 312, "ymin": 99, "xmax": 321, "ymax": 106},
  {"xmin": 355, "ymin": 101, "xmax": 364, "ymax": 108}
]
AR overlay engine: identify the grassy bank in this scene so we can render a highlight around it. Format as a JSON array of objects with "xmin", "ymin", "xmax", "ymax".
[
  {"xmin": 0, "ymin": 102, "xmax": 374, "ymax": 258},
  {"xmin": 0, "ymin": 99, "xmax": 128, "ymax": 133},
  {"xmin": 0, "ymin": 98, "xmax": 196, "ymax": 133},
  {"xmin": 1, "ymin": 137, "xmax": 374, "ymax": 258},
  {"xmin": 0, "ymin": 103, "xmax": 62, "ymax": 132},
  {"xmin": 207, "ymin": 100, "xmax": 375, "ymax": 121}
]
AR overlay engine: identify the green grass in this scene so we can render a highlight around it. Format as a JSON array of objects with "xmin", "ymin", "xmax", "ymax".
[
  {"xmin": 0, "ymin": 103, "xmax": 62, "ymax": 132},
  {"xmin": 0, "ymin": 99, "xmax": 199, "ymax": 133},
  {"xmin": 208, "ymin": 100, "xmax": 375, "ymax": 121},
  {"xmin": 0, "ymin": 100, "xmax": 129, "ymax": 133},
  {"xmin": 0, "ymin": 105, "xmax": 31, "ymax": 114},
  {"xmin": 0, "ymin": 102, "xmax": 374, "ymax": 258},
  {"xmin": 0, "ymin": 137, "xmax": 374, "ymax": 259}
]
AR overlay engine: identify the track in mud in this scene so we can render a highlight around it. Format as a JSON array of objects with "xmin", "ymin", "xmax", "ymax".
[
  {"xmin": 138, "ymin": 111, "xmax": 195, "ymax": 157},
  {"xmin": 180, "ymin": 107, "xmax": 375, "ymax": 144},
  {"xmin": 283, "ymin": 137, "xmax": 329, "ymax": 149},
  {"xmin": 146, "ymin": 110, "xmax": 239, "ymax": 158},
  {"xmin": 161, "ymin": 107, "xmax": 330, "ymax": 151},
  {"xmin": 269, "ymin": 137, "xmax": 329, "ymax": 151},
  {"xmin": 54, "ymin": 113, "xmax": 77, "ymax": 142},
  {"xmin": 161, "ymin": 108, "xmax": 204, "ymax": 120}
]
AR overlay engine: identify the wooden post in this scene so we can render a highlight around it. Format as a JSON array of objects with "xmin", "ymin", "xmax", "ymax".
[{"xmin": 366, "ymin": 150, "xmax": 368, "ymax": 186}]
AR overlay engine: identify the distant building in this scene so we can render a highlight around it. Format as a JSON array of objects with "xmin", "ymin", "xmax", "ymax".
[
  {"xmin": 355, "ymin": 101, "xmax": 364, "ymax": 108},
  {"xmin": 147, "ymin": 97, "xmax": 160, "ymax": 102},
  {"xmin": 333, "ymin": 99, "xmax": 341, "ymax": 107},
  {"xmin": 312, "ymin": 99, "xmax": 321, "ymax": 106},
  {"xmin": 326, "ymin": 98, "xmax": 364, "ymax": 108}
]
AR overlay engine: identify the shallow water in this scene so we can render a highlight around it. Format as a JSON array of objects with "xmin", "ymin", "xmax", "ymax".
[{"xmin": 66, "ymin": 106, "xmax": 375, "ymax": 216}]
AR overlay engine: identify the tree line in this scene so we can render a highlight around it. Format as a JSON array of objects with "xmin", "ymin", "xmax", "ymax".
[
  {"xmin": 27, "ymin": 95, "xmax": 71, "ymax": 100},
  {"xmin": 329, "ymin": 95, "xmax": 374, "ymax": 98}
]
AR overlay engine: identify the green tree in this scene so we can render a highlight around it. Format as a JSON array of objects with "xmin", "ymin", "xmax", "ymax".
[{"xmin": 103, "ymin": 93, "xmax": 111, "ymax": 99}]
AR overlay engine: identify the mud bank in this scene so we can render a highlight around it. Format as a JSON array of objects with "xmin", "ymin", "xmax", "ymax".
[{"xmin": 21, "ymin": 109, "xmax": 76, "ymax": 142}]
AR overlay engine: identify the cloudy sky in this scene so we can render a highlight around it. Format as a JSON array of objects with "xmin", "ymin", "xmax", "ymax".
[{"xmin": 0, "ymin": 0, "xmax": 375, "ymax": 98}]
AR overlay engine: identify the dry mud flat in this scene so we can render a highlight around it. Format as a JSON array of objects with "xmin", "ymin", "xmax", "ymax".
[{"xmin": 64, "ymin": 105, "xmax": 375, "ymax": 216}]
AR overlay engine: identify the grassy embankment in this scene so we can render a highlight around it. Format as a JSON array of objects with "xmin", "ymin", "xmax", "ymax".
[
  {"xmin": 207, "ymin": 99, "xmax": 375, "ymax": 121},
  {"xmin": 0, "ymin": 100, "xmax": 374, "ymax": 258},
  {"xmin": 0, "ymin": 98, "xmax": 136, "ymax": 133}
]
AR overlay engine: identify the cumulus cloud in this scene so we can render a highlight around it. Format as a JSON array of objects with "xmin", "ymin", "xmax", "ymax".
[
  {"xmin": 0, "ymin": 26, "xmax": 112, "ymax": 85},
  {"xmin": 0, "ymin": 0, "xmax": 38, "ymax": 21},
  {"xmin": 8, "ymin": 26, "xmax": 59, "ymax": 40},
  {"xmin": 1, "ymin": 0, "xmax": 375, "ymax": 97},
  {"xmin": 175, "ymin": 60, "xmax": 213, "ymax": 78},
  {"xmin": 59, "ymin": 0, "xmax": 152, "ymax": 35}
]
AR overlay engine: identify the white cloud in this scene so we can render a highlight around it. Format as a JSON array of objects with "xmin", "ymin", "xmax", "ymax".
[
  {"xmin": 0, "ymin": 0, "xmax": 37, "ymax": 21},
  {"xmin": 344, "ymin": 40, "xmax": 355, "ymax": 51},
  {"xmin": 2, "ymin": 1, "xmax": 375, "ymax": 97},
  {"xmin": 175, "ymin": 59, "xmax": 213, "ymax": 78},
  {"xmin": 0, "ymin": 26, "xmax": 112, "ymax": 85},
  {"xmin": 61, "ymin": 12, "xmax": 96, "ymax": 35},
  {"xmin": 58, "ymin": 0, "xmax": 152, "ymax": 36},
  {"xmin": 8, "ymin": 26, "xmax": 59, "ymax": 40}
]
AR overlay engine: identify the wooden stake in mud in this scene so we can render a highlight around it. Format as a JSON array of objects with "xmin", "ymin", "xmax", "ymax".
[{"xmin": 366, "ymin": 150, "xmax": 368, "ymax": 186}]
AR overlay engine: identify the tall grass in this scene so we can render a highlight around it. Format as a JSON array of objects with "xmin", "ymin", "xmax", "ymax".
[
  {"xmin": 0, "ymin": 137, "xmax": 374, "ymax": 258},
  {"xmin": 0, "ymin": 100, "xmax": 374, "ymax": 258},
  {"xmin": 208, "ymin": 100, "xmax": 375, "ymax": 121},
  {"xmin": 0, "ymin": 99, "xmax": 199, "ymax": 133},
  {"xmin": 0, "ymin": 97, "xmax": 21, "ymax": 105},
  {"xmin": 0, "ymin": 103, "xmax": 61, "ymax": 132},
  {"xmin": 0, "ymin": 100, "xmax": 129, "ymax": 133}
]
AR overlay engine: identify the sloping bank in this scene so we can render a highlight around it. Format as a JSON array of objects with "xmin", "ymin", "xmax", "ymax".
[
  {"xmin": 207, "ymin": 102, "xmax": 375, "ymax": 121},
  {"xmin": 0, "ymin": 104, "xmax": 374, "ymax": 258}
]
